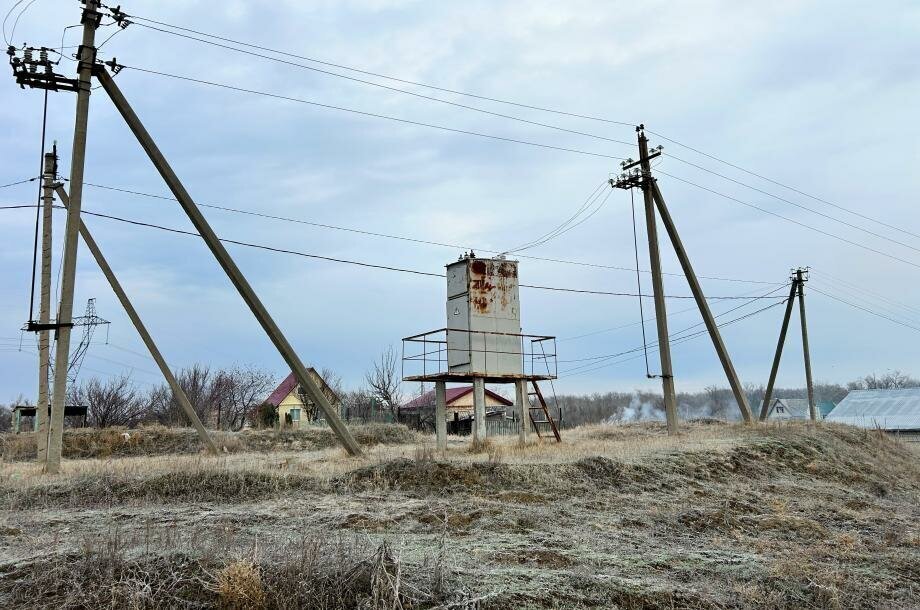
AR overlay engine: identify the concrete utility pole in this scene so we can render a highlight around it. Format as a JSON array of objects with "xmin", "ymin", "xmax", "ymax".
[
  {"xmin": 638, "ymin": 130, "xmax": 679, "ymax": 434},
  {"xmin": 35, "ymin": 148, "xmax": 57, "ymax": 462},
  {"xmin": 650, "ymin": 179, "xmax": 754, "ymax": 423},
  {"xmin": 45, "ymin": 0, "xmax": 101, "ymax": 473},
  {"xmin": 95, "ymin": 67, "xmax": 362, "ymax": 456},
  {"xmin": 54, "ymin": 185, "xmax": 218, "ymax": 454},
  {"xmin": 759, "ymin": 277, "xmax": 799, "ymax": 421},
  {"xmin": 797, "ymin": 268, "xmax": 817, "ymax": 421}
]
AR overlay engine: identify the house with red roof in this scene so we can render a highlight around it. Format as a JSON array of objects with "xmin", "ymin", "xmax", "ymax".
[
  {"xmin": 263, "ymin": 369, "xmax": 342, "ymax": 429},
  {"xmin": 402, "ymin": 385, "xmax": 513, "ymax": 421}
]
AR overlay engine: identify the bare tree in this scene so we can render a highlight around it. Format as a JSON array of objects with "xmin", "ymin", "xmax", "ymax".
[
  {"xmin": 72, "ymin": 374, "xmax": 146, "ymax": 428},
  {"xmin": 213, "ymin": 366, "xmax": 276, "ymax": 431},
  {"xmin": 342, "ymin": 388, "xmax": 375, "ymax": 421},
  {"xmin": 849, "ymin": 370, "xmax": 920, "ymax": 390},
  {"xmin": 365, "ymin": 346, "xmax": 403, "ymax": 417},
  {"xmin": 147, "ymin": 364, "xmax": 221, "ymax": 427}
]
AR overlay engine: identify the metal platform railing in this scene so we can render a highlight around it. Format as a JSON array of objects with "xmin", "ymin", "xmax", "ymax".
[{"xmin": 401, "ymin": 328, "xmax": 557, "ymax": 381}]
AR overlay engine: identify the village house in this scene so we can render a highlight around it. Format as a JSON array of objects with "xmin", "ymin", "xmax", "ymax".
[
  {"xmin": 765, "ymin": 398, "xmax": 836, "ymax": 421},
  {"xmin": 401, "ymin": 385, "xmax": 512, "ymax": 426},
  {"xmin": 263, "ymin": 369, "xmax": 342, "ymax": 429}
]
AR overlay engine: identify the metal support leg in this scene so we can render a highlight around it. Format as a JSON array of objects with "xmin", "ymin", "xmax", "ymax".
[
  {"xmin": 473, "ymin": 378, "xmax": 486, "ymax": 441},
  {"xmin": 55, "ymin": 185, "xmax": 218, "ymax": 454},
  {"xmin": 435, "ymin": 381, "xmax": 447, "ymax": 451},
  {"xmin": 96, "ymin": 68, "xmax": 361, "ymax": 456},
  {"xmin": 515, "ymin": 379, "xmax": 528, "ymax": 443}
]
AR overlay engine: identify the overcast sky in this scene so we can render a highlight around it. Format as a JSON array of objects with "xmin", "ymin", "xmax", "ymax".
[{"xmin": 2, "ymin": 0, "xmax": 919, "ymax": 405}]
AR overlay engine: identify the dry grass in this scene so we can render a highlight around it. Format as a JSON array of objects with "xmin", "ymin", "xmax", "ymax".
[
  {"xmin": 0, "ymin": 423, "xmax": 417, "ymax": 462},
  {"xmin": 1, "ymin": 421, "xmax": 917, "ymax": 609}
]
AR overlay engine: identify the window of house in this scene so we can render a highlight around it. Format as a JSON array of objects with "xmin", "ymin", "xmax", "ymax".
[
  {"xmin": 290, "ymin": 408, "xmax": 301, "ymax": 422},
  {"xmin": 776, "ymin": 405, "xmax": 785, "ymax": 413}
]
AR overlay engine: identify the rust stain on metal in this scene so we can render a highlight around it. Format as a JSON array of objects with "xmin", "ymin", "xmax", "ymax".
[{"xmin": 466, "ymin": 258, "xmax": 518, "ymax": 314}]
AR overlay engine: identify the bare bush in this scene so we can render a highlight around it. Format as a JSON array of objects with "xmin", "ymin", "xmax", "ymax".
[{"xmin": 71, "ymin": 374, "xmax": 147, "ymax": 428}]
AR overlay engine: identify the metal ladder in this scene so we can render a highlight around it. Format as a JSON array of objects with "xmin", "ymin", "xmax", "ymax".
[{"xmin": 527, "ymin": 380, "xmax": 562, "ymax": 442}]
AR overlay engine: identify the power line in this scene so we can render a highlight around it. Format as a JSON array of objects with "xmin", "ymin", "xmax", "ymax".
[
  {"xmin": 68, "ymin": 206, "xmax": 778, "ymax": 300},
  {"xmin": 121, "ymin": 12, "xmax": 638, "ymax": 128},
  {"xmin": 118, "ymin": 63, "xmax": 628, "ymax": 163},
  {"xmin": 78, "ymin": 181, "xmax": 778, "ymax": 285},
  {"xmin": 558, "ymin": 286, "xmax": 787, "ymax": 367},
  {"xmin": 657, "ymin": 170, "xmax": 920, "ymax": 271},
  {"xmin": 0, "ymin": 176, "xmax": 38, "ymax": 188},
  {"xmin": 809, "ymin": 267, "xmax": 920, "ymax": 319},
  {"xmin": 120, "ymin": 11, "xmax": 909, "ymax": 253},
  {"xmin": 128, "ymin": 21, "xmax": 637, "ymax": 151},
  {"xmin": 559, "ymin": 300, "xmax": 786, "ymax": 378},
  {"xmin": 808, "ymin": 278, "xmax": 920, "ymax": 327},
  {"xmin": 647, "ymin": 128, "xmax": 920, "ymax": 243},
  {"xmin": 664, "ymin": 152, "xmax": 920, "ymax": 255},
  {"xmin": 808, "ymin": 285, "xmax": 920, "ymax": 334},
  {"xmin": 108, "ymin": 63, "xmax": 920, "ymax": 276}
]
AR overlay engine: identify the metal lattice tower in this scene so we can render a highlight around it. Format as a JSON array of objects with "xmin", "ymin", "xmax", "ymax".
[{"xmin": 48, "ymin": 298, "xmax": 110, "ymax": 387}]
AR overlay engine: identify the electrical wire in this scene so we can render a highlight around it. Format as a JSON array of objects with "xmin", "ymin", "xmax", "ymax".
[
  {"xmin": 809, "ymin": 267, "xmax": 920, "ymax": 319},
  {"xmin": 129, "ymin": 21, "xmax": 636, "ymax": 151},
  {"xmin": 647, "ymin": 128, "xmax": 920, "ymax": 243},
  {"xmin": 0, "ymin": 176, "xmax": 39, "ymax": 189},
  {"xmin": 559, "ymin": 299, "xmax": 786, "ymax": 378},
  {"xmin": 27, "ymin": 88, "xmax": 48, "ymax": 323},
  {"xmin": 504, "ymin": 182, "xmax": 610, "ymax": 253},
  {"xmin": 2, "ymin": 0, "xmax": 26, "ymax": 44},
  {"xmin": 122, "ymin": 12, "xmax": 638, "ymax": 128},
  {"xmin": 808, "ymin": 285, "xmax": 920, "ymax": 334},
  {"xmin": 629, "ymin": 187, "xmax": 652, "ymax": 376},
  {"xmin": 664, "ymin": 152, "xmax": 920, "ymax": 254},
  {"xmin": 24, "ymin": 204, "xmax": 775, "ymax": 300},
  {"xmin": 558, "ymin": 285, "xmax": 788, "ymax": 367},
  {"xmin": 80, "ymin": 181, "xmax": 778, "ymax": 285},
  {"xmin": 119, "ymin": 11, "xmax": 912, "ymax": 251},
  {"xmin": 118, "ymin": 64, "xmax": 627, "ymax": 163},
  {"xmin": 8, "ymin": 0, "xmax": 37, "ymax": 43},
  {"xmin": 657, "ymin": 170, "xmax": 920, "ymax": 271}
]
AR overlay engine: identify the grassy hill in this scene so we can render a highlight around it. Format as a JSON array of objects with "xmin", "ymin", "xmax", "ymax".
[{"xmin": 0, "ymin": 422, "xmax": 917, "ymax": 609}]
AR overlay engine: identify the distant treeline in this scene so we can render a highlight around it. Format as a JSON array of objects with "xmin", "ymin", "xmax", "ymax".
[{"xmin": 548, "ymin": 371, "xmax": 920, "ymax": 428}]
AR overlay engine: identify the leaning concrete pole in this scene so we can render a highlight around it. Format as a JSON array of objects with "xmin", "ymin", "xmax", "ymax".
[
  {"xmin": 46, "ymin": 0, "xmax": 100, "ymax": 473},
  {"xmin": 54, "ymin": 185, "xmax": 218, "ymax": 454},
  {"xmin": 649, "ymin": 180, "xmax": 754, "ymax": 422},
  {"xmin": 638, "ymin": 131, "xmax": 679, "ymax": 434},
  {"xmin": 35, "ymin": 149, "xmax": 57, "ymax": 463},
  {"xmin": 797, "ymin": 269, "xmax": 817, "ymax": 421},
  {"xmin": 95, "ymin": 68, "xmax": 362, "ymax": 456},
  {"xmin": 759, "ymin": 279, "xmax": 799, "ymax": 421}
]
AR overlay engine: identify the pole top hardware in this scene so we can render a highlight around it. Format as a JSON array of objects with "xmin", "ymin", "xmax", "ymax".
[
  {"xmin": 7, "ymin": 46, "xmax": 80, "ymax": 92},
  {"xmin": 103, "ymin": 57, "xmax": 124, "ymax": 74}
]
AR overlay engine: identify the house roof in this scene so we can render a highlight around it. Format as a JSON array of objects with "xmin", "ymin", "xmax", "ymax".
[
  {"xmin": 264, "ymin": 369, "xmax": 340, "ymax": 407},
  {"xmin": 403, "ymin": 385, "xmax": 513, "ymax": 410},
  {"xmin": 817, "ymin": 400, "xmax": 837, "ymax": 418},
  {"xmin": 769, "ymin": 398, "xmax": 812, "ymax": 419},
  {"xmin": 825, "ymin": 388, "xmax": 920, "ymax": 431}
]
